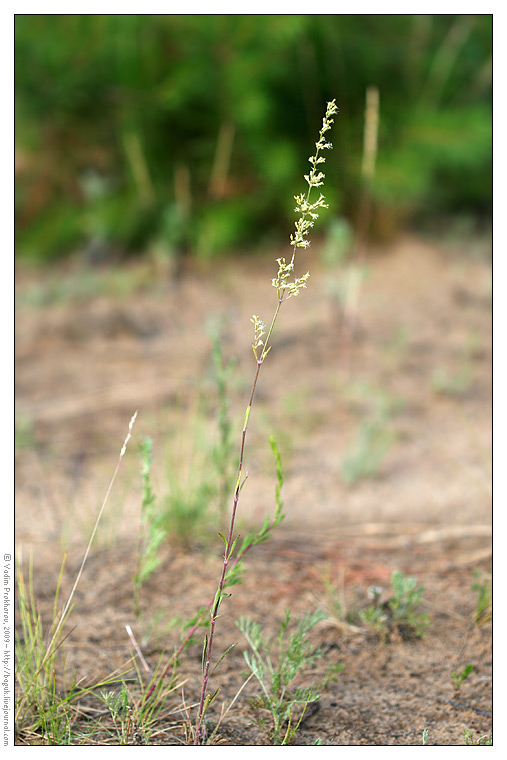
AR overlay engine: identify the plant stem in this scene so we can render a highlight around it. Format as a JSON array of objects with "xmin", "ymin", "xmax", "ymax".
[
  {"xmin": 194, "ymin": 364, "xmax": 260, "ymax": 742},
  {"xmin": 193, "ymin": 293, "xmax": 291, "ymax": 743},
  {"xmin": 193, "ymin": 99, "xmax": 338, "ymax": 743},
  {"xmin": 142, "ymin": 504, "xmax": 280, "ymax": 705}
]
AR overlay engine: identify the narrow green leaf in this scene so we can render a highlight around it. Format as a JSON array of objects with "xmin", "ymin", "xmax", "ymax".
[
  {"xmin": 212, "ymin": 589, "xmax": 222, "ymax": 616},
  {"xmin": 229, "ymin": 534, "xmax": 240, "ymax": 557},
  {"xmin": 202, "ymin": 687, "xmax": 220, "ymax": 716},
  {"xmin": 201, "ymin": 634, "xmax": 208, "ymax": 675},
  {"xmin": 211, "ymin": 643, "xmax": 236, "ymax": 675}
]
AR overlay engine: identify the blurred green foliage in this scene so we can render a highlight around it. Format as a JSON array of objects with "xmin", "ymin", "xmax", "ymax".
[{"xmin": 15, "ymin": 15, "xmax": 492, "ymax": 262}]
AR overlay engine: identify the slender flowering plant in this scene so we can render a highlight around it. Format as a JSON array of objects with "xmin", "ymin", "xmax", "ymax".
[{"xmin": 194, "ymin": 100, "xmax": 338, "ymax": 744}]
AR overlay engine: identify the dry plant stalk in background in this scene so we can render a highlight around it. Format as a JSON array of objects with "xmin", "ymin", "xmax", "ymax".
[{"xmin": 342, "ymin": 85, "xmax": 379, "ymax": 336}]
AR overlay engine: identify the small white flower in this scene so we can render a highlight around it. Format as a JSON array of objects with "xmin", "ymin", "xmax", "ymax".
[{"xmin": 287, "ymin": 100, "xmax": 337, "ymax": 276}]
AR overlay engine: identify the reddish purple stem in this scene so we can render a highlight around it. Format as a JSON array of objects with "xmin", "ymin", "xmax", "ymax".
[{"xmin": 193, "ymin": 360, "xmax": 263, "ymax": 743}]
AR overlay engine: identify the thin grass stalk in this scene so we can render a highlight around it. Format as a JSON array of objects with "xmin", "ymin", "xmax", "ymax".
[
  {"xmin": 48, "ymin": 412, "xmax": 137, "ymax": 653},
  {"xmin": 15, "ymin": 411, "xmax": 138, "ymax": 725}
]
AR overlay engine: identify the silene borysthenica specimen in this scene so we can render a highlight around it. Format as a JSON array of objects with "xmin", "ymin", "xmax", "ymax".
[{"xmin": 194, "ymin": 100, "xmax": 339, "ymax": 744}]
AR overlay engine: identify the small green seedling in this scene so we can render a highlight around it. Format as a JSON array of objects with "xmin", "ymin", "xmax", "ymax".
[
  {"xmin": 389, "ymin": 570, "xmax": 430, "ymax": 638},
  {"xmin": 471, "ymin": 570, "xmax": 492, "ymax": 626},
  {"xmin": 463, "ymin": 728, "xmax": 492, "ymax": 745},
  {"xmin": 450, "ymin": 663, "xmax": 474, "ymax": 693},
  {"xmin": 100, "ymin": 684, "xmax": 149, "ymax": 746},
  {"xmin": 101, "ymin": 685, "xmax": 134, "ymax": 745}
]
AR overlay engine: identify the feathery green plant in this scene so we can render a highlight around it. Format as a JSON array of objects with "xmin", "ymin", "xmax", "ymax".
[
  {"xmin": 133, "ymin": 436, "xmax": 167, "ymax": 618},
  {"xmin": 340, "ymin": 416, "xmax": 394, "ymax": 485},
  {"xmin": 154, "ymin": 334, "xmax": 236, "ymax": 547},
  {"xmin": 193, "ymin": 100, "xmax": 338, "ymax": 745},
  {"xmin": 141, "ymin": 435, "xmax": 286, "ymax": 708},
  {"xmin": 99, "ymin": 672, "xmax": 182, "ymax": 747},
  {"xmin": 237, "ymin": 610, "xmax": 340, "ymax": 745},
  {"xmin": 359, "ymin": 570, "xmax": 430, "ymax": 640},
  {"xmin": 340, "ymin": 383, "xmax": 401, "ymax": 485},
  {"xmin": 100, "ymin": 685, "xmax": 135, "ymax": 745}
]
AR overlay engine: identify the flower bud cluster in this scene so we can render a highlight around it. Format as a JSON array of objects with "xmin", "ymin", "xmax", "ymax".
[
  {"xmin": 250, "ymin": 314, "xmax": 266, "ymax": 359},
  {"xmin": 272, "ymin": 257, "xmax": 310, "ymax": 300},
  {"xmin": 290, "ymin": 99, "xmax": 338, "ymax": 251},
  {"xmin": 253, "ymin": 100, "xmax": 337, "ymax": 361}
]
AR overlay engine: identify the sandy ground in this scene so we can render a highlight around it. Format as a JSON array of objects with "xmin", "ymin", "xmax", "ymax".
[{"xmin": 14, "ymin": 233, "xmax": 492, "ymax": 745}]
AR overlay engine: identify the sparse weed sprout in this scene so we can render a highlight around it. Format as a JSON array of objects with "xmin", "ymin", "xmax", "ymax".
[
  {"xmin": 340, "ymin": 417, "xmax": 394, "ymax": 485},
  {"xmin": 360, "ymin": 570, "xmax": 430, "ymax": 640},
  {"xmin": 210, "ymin": 331, "xmax": 237, "ymax": 520},
  {"xmin": 237, "ymin": 610, "xmax": 341, "ymax": 745},
  {"xmin": 389, "ymin": 569, "xmax": 430, "ymax": 637},
  {"xmin": 101, "ymin": 685, "xmax": 134, "ymax": 745},
  {"xmin": 137, "ymin": 335, "xmax": 236, "ymax": 553},
  {"xmin": 15, "ymin": 412, "xmax": 139, "ymax": 745},
  {"xmin": 471, "ymin": 569, "xmax": 492, "ymax": 626},
  {"xmin": 15, "ymin": 555, "xmax": 71, "ymax": 743},
  {"xmin": 133, "ymin": 437, "xmax": 167, "ymax": 618},
  {"xmin": 463, "ymin": 729, "xmax": 493, "ymax": 746},
  {"xmin": 340, "ymin": 383, "xmax": 401, "ymax": 485},
  {"xmin": 450, "ymin": 664, "xmax": 474, "ymax": 693}
]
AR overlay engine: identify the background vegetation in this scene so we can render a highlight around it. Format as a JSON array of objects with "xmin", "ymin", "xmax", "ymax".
[{"xmin": 15, "ymin": 14, "xmax": 492, "ymax": 262}]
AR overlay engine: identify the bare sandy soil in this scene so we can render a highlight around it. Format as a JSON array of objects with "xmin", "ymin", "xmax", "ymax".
[{"xmin": 15, "ymin": 233, "xmax": 492, "ymax": 745}]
